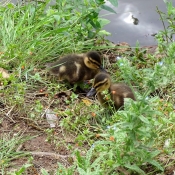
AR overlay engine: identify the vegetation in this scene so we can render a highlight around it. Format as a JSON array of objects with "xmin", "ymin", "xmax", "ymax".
[
  {"xmin": 0, "ymin": 132, "xmax": 32, "ymax": 174},
  {"xmin": 0, "ymin": 0, "xmax": 175, "ymax": 174}
]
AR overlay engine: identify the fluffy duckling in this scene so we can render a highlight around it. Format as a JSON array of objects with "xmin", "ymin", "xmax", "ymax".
[
  {"xmin": 47, "ymin": 51, "xmax": 105, "ymax": 83},
  {"xmin": 87, "ymin": 72, "xmax": 135, "ymax": 110}
]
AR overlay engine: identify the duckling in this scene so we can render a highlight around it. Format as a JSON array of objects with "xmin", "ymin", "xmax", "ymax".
[
  {"xmin": 86, "ymin": 72, "xmax": 135, "ymax": 110},
  {"xmin": 46, "ymin": 51, "xmax": 105, "ymax": 83}
]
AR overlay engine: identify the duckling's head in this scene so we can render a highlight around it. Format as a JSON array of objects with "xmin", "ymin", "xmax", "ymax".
[
  {"xmin": 84, "ymin": 51, "xmax": 105, "ymax": 70},
  {"xmin": 86, "ymin": 73, "xmax": 111, "ymax": 97}
]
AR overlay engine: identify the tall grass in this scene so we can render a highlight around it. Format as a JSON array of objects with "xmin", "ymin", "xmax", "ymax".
[
  {"xmin": 0, "ymin": 132, "xmax": 31, "ymax": 175},
  {"xmin": 0, "ymin": 0, "xmax": 112, "ymax": 70}
]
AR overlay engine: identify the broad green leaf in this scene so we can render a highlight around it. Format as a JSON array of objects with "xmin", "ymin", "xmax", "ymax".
[
  {"xmin": 88, "ymin": 31, "xmax": 95, "ymax": 38},
  {"xmin": 139, "ymin": 115, "xmax": 150, "ymax": 124},
  {"xmin": 41, "ymin": 168, "xmax": 50, "ymax": 175},
  {"xmin": 90, "ymin": 21, "xmax": 100, "ymax": 29},
  {"xmin": 98, "ymin": 18, "xmax": 110, "ymax": 27},
  {"xmin": 55, "ymin": 27, "xmax": 69, "ymax": 33},
  {"xmin": 101, "ymin": 4, "xmax": 116, "ymax": 14},
  {"xmin": 148, "ymin": 160, "xmax": 164, "ymax": 171},
  {"xmin": 98, "ymin": 30, "xmax": 111, "ymax": 36},
  {"xmin": 108, "ymin": 0, "xmax": 118, "ymax": 7},
  {"xmin": 7, "ymin": 3, "xmax": 15, "ymax": 9},
  {"xmin": 77, "ymin": 167, "xmax": 87, "ymax": 175},
  {"xmin": 15, "ymin": 164, "xmax": 32, "ymax": 175},
  {"xmin": 53, "ymin": 15, "xmax": 60, "ymax": 21},
  {"xmin": 125, "ymin": 164, "xmax": 146, "ymax": 174},
  {"xmin": 75, "ymin": 151, "xmax": 86, "ymax": 169},
  {"xmin": 150, "ymin": 150, "xmax": 161, "ymax": 158}
]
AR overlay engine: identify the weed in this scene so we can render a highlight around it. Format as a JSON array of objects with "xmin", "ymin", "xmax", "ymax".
[
  {"xmin": 8, "ymin": 164, "xmax": 32, "ymax": 175},
  {"xmin": 0, "ymin": 132, "xmax": 32, "ymax": 174}
]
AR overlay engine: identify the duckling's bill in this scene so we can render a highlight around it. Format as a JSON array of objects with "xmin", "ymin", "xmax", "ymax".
[
  {"xmin": 86, "ymin": 87, "xmax": 97, "ymax": 97},
  {"xmin": 100, "ymin": 66, "xmax": 107, "ymax": 72}
]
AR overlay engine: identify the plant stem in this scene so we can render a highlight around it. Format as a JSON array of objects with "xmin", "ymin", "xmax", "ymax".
[{"xmin": 156, "ymin": 6, "xmax": 169, "ymax": 44}]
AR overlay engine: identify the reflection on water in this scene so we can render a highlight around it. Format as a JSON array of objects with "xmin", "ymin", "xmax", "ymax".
[
  {"xmin": 131, "ymin": 15, "xmax": 139, "ymax": 25},
  {"xmin": 122, "ymin": 14, "xmax": 139, "ymax": 25},
  {"xmin": 101, "ymin": 0, "xmax": 175, "ymax": 46},
  {"xmin": 3, "ymin": 0, "xmax": 175, "ymax": 46}
]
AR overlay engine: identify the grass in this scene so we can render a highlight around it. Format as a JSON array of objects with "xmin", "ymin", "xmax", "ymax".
[
  {"xmin": 0, "ymin": 0, "xmax": 175, "ymax": 174},
  {"xmin": 0, "ymin": 132, "xmax": 32, "ymax": 174}
]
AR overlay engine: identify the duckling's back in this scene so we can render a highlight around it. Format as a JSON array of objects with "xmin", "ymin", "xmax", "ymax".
[
  {"xmin": 47, "ymin": 54, "xmax": 99, "ymax": 83},
  {"xmin": 110, "ymin": 83, "xmax": 135, "ymax": 110}
]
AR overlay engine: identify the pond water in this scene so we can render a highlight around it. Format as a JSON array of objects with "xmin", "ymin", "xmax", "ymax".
[
  {"xmin": 101, "ymin": 0, "xmax": 175, "ymax": 46},
  {"xmin": 5, "ymin": 0, "xmax": 175, "ymax": 46}
]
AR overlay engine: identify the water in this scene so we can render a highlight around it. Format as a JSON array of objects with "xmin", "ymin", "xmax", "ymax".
[
  {"xmin": 4, "ymin": 0, "xmax": 175, "ymax": 46},
  {"xmin": 101, "ymin": 0, "xmax": 175, "ymax": 46}
]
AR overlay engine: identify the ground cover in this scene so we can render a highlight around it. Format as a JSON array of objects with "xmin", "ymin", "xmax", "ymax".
[{"xmin": 0, "ymin": 0, "xmax": 175, "ymax": 174}]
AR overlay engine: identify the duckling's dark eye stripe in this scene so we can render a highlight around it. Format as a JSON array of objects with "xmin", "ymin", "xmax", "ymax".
[
  {"xmin": 94, "ymin": 79, "xmax": 108, "ymax": 89},
  {"xmin": 89, "ymin": 58, "xmax": 100, "ymax": 66},
  {"xmin": 94, "ymin": 84, "xmax": 103, "ymax": 89}
]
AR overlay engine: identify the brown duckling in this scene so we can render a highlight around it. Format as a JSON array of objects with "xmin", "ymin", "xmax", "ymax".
[
  {"xmin": 46, "ymin": 51, "xmax": 105, "ymax": 83},
  {"xmin": 87, "ymin": 72, "xmax": 136, "ymax": 110}
]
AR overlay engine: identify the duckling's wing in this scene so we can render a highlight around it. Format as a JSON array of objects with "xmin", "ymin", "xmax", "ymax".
[
  {"xmin": 110, "ymin": 83, "xmax": 135, "ymax": 100},
  {"xmin": 47, "ymin": 54, "xmax": 84, "ymax": 82}
]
